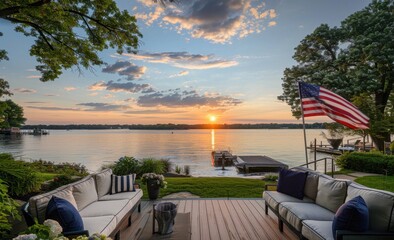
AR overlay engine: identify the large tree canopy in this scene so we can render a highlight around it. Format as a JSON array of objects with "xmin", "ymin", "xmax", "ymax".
[
  {"xmin": 0, "ymin": 0, "xmax": 142, "ymax": 82},
  {"xmin": 278, "ymin": 0, "xmax": 394, "ymax": 150}
]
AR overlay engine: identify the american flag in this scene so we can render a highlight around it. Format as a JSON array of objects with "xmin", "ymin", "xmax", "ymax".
[{"xmin": 299, "ymin": 82, "xmax": 369, "ymax": 130}]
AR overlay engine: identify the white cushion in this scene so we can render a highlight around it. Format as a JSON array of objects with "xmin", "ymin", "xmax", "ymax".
[
  {"xmin": 79, "ymin": 199, "xmax": 129, "ymax": 218},
  {"xmin": 263, "ymin": 191, "xmax": 314, "ymax": 212},
  {"xmin": 95, "ymin": 169, "xmax": 112, "ymax": 198},
  {"xmin": 73, "ymin": 176, "xmax": 98, "ymax": 211},
  {"xmin": 315, "ymin": 177, "xmax": 347, "ymax": 212},
  {"xmin": 29, "ymin": 186, "xmax": 76, "ymax": 223},
  {"xmin": 100, "ymin": 189, "xmax": 143, "ymax": 201},
  {"xmin": 82, "ymin": 215, "xmax": 117, "ymax": 236}
]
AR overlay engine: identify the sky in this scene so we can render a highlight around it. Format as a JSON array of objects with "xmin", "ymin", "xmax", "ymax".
[{"xmin": 0, "ymin": 0, "xmax": 372, "ymax": 125}]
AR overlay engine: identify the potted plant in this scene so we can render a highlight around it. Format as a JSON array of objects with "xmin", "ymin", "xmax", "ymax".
[{"xmin": 141, "ymin": 173, "xmax": 167, "ymax": 200}]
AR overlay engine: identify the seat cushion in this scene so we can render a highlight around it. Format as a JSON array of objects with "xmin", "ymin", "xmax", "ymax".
[
  {"xmin": 100, "ymin": 189, "xmax": 143, "ymax": 201},
  {"xmin": 279, "ymin": 202, "xmax": 334, "ymax": 231},
  {"xmin": 332, "ymin": 196, "xmax": 369, "ymax": 236},
  {"xmin": 73, "ymin": 176, "xmax": 98, "ymax": 211},
  {"xmin": 95, "ymin": 169, "xmax": 112, "ymax": 198},
  {"xmin": 315, "ymin": 177, "xmax": 348, "ymax": 212},
  {"xmin": 79, "ymin": 199, "xmax": 129, "ymax": 218},
  {"xmin": 302, "ymin": 220, "xmax": 334, "ymax": 240},
  {"xmin": 45, "ymin": 196, "xmax": 84, "ymax": 233},
  {"xmin": 82, "ymin": 215, "xmax": 117, "ymax": 236},
  {"xmin": 304, "ymin": 173, "xmax": 319, "ymax": 201},
  {"xmin": 263, "ymin": 191, "xmax": 314, "ymax": 212},
  {"xmin": 277, "ymin": 168, "xmax": 308, "ymax": 199},
  {"xmin": 346, "ymin": 183, "xmax": 394, "ymax": 232}
]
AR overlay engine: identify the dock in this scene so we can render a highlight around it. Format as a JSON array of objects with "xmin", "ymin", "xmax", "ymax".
[
  {"xmin": 211, "ymin": 150, "xmax": 236, "ymax": 167},
  {"xmin": 235, "ymin": 155, "xmax": 288, "ymax": 173}
]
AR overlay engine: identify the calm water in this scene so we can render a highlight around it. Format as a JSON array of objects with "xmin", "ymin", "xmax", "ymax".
[{"xmin": 0, "ymin": 129, "xmax": 333, "ymax": 176}]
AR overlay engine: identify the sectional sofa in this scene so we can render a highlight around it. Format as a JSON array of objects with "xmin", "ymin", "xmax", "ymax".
[
  {"xmin": 263, "ymin": 167, "xmax": 394, "ymax": 240},
  {"xmin": 23, "ymin": 168, "xmax": 142, "ymax": 239}
]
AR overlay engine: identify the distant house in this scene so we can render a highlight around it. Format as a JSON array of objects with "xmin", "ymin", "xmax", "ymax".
[{"xmin": 0, "ymin": 127, "xmax": 21, "ymax": 135}]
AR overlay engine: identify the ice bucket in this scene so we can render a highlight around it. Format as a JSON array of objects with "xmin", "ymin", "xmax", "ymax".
[{"xmin": 154, "ymin": 202, "xmax": 177, "ymax": 234}]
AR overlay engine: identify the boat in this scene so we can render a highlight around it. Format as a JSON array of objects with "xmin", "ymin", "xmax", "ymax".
[{"xmin": 211, "ymin": 150, "xmax": 237, "ymax": 167}]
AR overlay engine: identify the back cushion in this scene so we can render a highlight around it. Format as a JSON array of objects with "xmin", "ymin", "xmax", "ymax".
[
  {"xmin": 95, "ymin": 168, "xmax": 113, "ymax": 198},
  {"xmin": 315, "ymin": 177, "xmax": 347, "ymax": 212},
  {"xmin": 28, "ymin": 186, "xmax": 77, "ymax": 223},
  {"xmin": 304, "ymin": 173, "xmax": 319, "ymax": 201},
  {"xmin": 346, "ymin": 183, "xmax": 394, "ymax": 231},
  {"xmin": 72, "ymin": 176, "xmax": 98, "ymax": 211}
]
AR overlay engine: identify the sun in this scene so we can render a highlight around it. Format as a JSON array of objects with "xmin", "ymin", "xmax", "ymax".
[{"xmin": 209, "ymin": 115, "xmax": 217, "ymax": 122}]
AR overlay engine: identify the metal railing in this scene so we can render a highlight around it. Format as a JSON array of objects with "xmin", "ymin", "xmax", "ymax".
[{"xmin": 296, "ymin": 157, "xmax": 335, "ymax": 178}]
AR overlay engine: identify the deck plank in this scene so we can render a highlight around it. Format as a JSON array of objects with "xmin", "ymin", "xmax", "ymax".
[
  {"xmin": 199, "ymin": 200, "xmax": 211, "ymax": 240},
  {"xmin": 229, "ymin": 200, "xmax": 260, "ymax": 239},
  {"xmin": 211, "ymin": 200, "xmax": 232, "ymax": 240},
  {"xmin": 206, "ymin": 200, "xmax": 221, "ymax": 240},
  {"xmin": 191, "ymin": 200, "xmax": 200, "ymax": 240}
]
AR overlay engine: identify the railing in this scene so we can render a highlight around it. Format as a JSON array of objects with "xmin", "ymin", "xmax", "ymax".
[{"xmin": 296, "ymin": 157, "xmax": 335, "ymax": 178}]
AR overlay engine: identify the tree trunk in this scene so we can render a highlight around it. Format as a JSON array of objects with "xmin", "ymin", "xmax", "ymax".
[{"xmin": 370, "ymin": 132, "xmax": 391, "ymax": 151}]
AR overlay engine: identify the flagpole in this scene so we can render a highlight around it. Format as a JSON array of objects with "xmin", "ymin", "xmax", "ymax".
[{"xmin": 298, "ymin": 81, "xmax": 309, "ymax": 167}]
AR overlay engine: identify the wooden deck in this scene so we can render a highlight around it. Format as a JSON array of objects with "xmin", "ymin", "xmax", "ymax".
[{"xmin": 121, "ymin": 199, "xmax": 298, "ymax": 240}]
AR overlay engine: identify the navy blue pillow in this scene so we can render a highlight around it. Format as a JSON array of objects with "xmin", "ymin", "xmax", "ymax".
[
  {"xmin": 277, "ymin": 168, "xmax": 308, "ymax": 199},
  {"xmin": 46, "ymin": 196, "xmax": 84, "ymax": 233},
  {"xmin": 332, "ymin": 195, "xmax": 369, "ymax": 238}
]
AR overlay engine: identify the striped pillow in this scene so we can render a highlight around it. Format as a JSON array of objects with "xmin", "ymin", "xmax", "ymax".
[{"xmin": 111, "ymin": 174, "xmax": 136, "ymax": 194}]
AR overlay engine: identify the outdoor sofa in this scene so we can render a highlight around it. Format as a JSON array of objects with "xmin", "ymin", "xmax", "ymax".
[
  {"xmin": 23, "ymin": 168, "xmax": 142, "ymax": 239},
  {"xmin": 263, "ymin": 167, "xmax": 394, "ymax": 240}
]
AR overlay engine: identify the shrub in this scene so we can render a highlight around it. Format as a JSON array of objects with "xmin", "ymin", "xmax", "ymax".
[
  {"xmin": 29, "ymin": 160, "xmax": 88, "ymax": 176},
  {"xmin": 47, "ymin": 175, "xmax": 76, "ymax": 191},
  {"xmin": 336, "ymin": 152, "xmax": 394, "ymax": 175},
  {"xmin": 175, "ymin": 165, "xmax": 181, "ymax": 174},
  {"xmin": 160, "ymin": 159, "xmax": 172, "ymax": 173},
  {"xmin": 0, "ymin": 158, "xmax": 41, "ymax": 196},
  {"xmin": 264, "ymin": 174, "xmax": 278, "ymax": 182},
  {"xmin": 0, "ymin": 179, "xmax": 20, "ymax": 239},
  {"xmin": 184, "ymin": 165, "xmax": 190, "ymax": 175},
  {"xmin": 140, "ymin": 158, "xmax": 165, "ymax": 175},
  {"xmin": 112, "ymin": 156, "xmax": 141, "ymax": 176}
]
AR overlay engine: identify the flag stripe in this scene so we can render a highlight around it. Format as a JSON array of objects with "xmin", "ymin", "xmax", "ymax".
[{"xmin": 299, "ymin": 82, "xmax": 369, "ymax": 130}]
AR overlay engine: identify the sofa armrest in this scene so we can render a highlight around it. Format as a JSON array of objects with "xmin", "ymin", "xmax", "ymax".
[
  {"xmin": 336, "ymin": 230, "xmax": 394, "ymax": 240},
  {"xmin": 264, "ymin": 184, "xmax": 277, "ymax": 191},
  {"xmin": 63, "ymin": 229, "xmax": 89, "ymax": 238}
]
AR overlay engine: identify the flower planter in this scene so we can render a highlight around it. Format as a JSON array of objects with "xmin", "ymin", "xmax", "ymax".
[{"xmin": 147, "ymin": 179, "xmax": 160, "ymax": 200}]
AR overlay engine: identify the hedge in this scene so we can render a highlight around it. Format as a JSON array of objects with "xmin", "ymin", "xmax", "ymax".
[{"xmin": 336, "ymin": 152, "xmax": 394, "ymax": 175}]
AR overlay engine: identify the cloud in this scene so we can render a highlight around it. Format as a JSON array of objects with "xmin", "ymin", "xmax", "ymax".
[
  {"xmin": 103, "ymin": 94, "xmax": 114, "ymax": 99},
  {"xmin": 64, "ymin": 87, "xmax": 77, "ymax": 91},
  {"xmin": 25, "ymin": 101, "xmax": 47, "ymax": 104},
  {"xmin": 77, "ymin": 102, "xmax": 128, "ymax": 111},
  {"xmin": 44, "ymin": 94, "xmax": 59, "ymax": 97},
  {"xmin": 124, "ymin": 109, "xmax": 185, "ymax": 114},
  {"xmin": 27, "ymin": 106, "xmax": 80, "ymax": 111},
  {"xmin": 137, "ymin": 89, "xmax": 242, "ymax": 109},
  {"xmin": 169, "ymin": 70, "xmax": 189, "ymax": 78},
  {"xmin": 89, "ymin": 81, "xmax": 154, "ymax": 93},
  {"xmin": 135, "ymin": 0, "xmax": 277, "ymax": 43},
  {"xmin": 102, "ymin": 61, "xmax": 146, "ymax": 80},
  {"xmin": 26, "ymin": 75, "xmax": 41, "ymax": 79},
  {"xmin": 126, "ymin": 51, "xmax": 238, "ymax": 70},
  {"xmin": 13, "ymin": 88, "xmax": 37, "ymax": 93},
  {"xmin": 268, "ymin": 21, "xmax": 277, "ymax": 27}
]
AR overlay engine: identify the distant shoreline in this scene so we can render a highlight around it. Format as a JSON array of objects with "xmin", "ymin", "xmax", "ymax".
[{"xmin": 21, "ymin": 123, "xmax": 325, "ymax": 130}]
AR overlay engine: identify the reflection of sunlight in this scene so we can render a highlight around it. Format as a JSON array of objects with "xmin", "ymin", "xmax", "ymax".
[{"xmin": 211, "ymin": 129, "xmax": 215, "ymax": 150}]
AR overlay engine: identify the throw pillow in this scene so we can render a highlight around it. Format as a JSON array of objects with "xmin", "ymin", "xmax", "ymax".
[
  {"xmin": 332, "ymin": 195, "xmax": 369, "ymax": 238},
  {"xmin": 111, "ymin": 174, "xmax": 136, "ymax": 194},
  {"xmin": 277, "ymin": 168, "xmax": 308, "ymax": 199},
  {"xmin": 46, "ymin": 196, "xmax": 84, "ymax": 233}
]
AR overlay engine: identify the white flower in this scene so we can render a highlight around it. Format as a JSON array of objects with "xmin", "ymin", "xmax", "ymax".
[
  {"xmin": 44, "ymin": 219, "xmax": 63, "ymax": 238},
  {"xmin": 13, "ymin": 234, "xmax": 38, "ymax": 240}
]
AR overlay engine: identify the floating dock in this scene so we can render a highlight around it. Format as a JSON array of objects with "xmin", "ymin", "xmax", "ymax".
[
  {"xmin": 211, "ymin": 151, "xmax": 237, "ymax": 167},
  {"xmin": 235, "ymin": 155, "xmax": 288, "ymax": 174}
]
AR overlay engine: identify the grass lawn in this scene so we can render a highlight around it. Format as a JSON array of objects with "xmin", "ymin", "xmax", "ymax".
[
  {"xmin": 355, "ymin": 175, "xmax": 394, "ymax": 193},
  {"xmin": 138, "ymin": 177, "xmax": 268, "ymax": 199}
]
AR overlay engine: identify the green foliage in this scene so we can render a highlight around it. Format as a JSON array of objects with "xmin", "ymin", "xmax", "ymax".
[
  {"xmin": 0, "ymin": 99, "xmax": 26, "ymax": 128},
  {"xmin": 0, "ymin": 179, "xmax": 20, "ymax": 239},
  {"xmin": 25, "ymin": 221, "xmax": 51, "ymax": 240},
  {"xmin": 141, "ymin": 173, "xmax": 167, "ymax": 188},
  {"xmin": 336, "ymin": 152, "xmax": 394, "ymax": 175},
  {"xmin": 0, "ymin": 155, "xmax": 40, "ymax": 196},
  {"xmin": 137, "ymin": 177, "xmax": 266, "ymax": 199},
  {"xmin": 29, "ymin": 160, "xmax": 88, "ymax": 176},
  {"xmin": 140, "ymin": 158, "xmax": 165, "ymax": 175},
  {"xmin": 160, "ymin": 159, "xmax": 172, "ymax": 173},
  {"xmin": 48, "ymin": 175, "xmax": 75, "ymax": 191},
  {"xmin": 278, "ymin": 0, "xmax": 394, "ymax": 150},
  {"xmin": 112, "ymin": 156, "xmax": 141, "ymax": 176},
  {"xmin": 263, "ymin": 174, "xmax": 278, "ymax": 182},
  {"xmin": 175, "ymin": 165, "xmax": 181, "ymax": 174},
  {"xmin": 184, "ymin": 165, "xmax": 190, "ymax": 175},
  {"xmin": 0, "ymin": 0, "xmax": 142, "ymax": 82}
]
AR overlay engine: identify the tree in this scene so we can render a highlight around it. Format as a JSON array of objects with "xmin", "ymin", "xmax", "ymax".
[
  {"xmin": 0, "ymin": 0, "xmax": 142, "ymax": 82},
  {"xmin": 0, "ymin": 100, "xmax": 26, "ymax": 128},
  {"xmin": 278, "ymin": 0, "xmax": 394, "ymax": 150}
]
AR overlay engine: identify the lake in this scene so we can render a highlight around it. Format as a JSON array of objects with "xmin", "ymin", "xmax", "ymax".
[{"xmin": 0, "ymin": 129, "xmax": 336, "ymax": 176}]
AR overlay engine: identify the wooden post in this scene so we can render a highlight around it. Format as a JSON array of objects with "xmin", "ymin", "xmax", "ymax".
[{"xmin": 314, "ymin": 138, "xmax": 317, "ymax": 171}]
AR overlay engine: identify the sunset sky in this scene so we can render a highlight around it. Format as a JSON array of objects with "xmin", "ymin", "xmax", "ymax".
[{"xmin": 0, "ymin": 0, "xmax": 371, "ymax": 125}]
